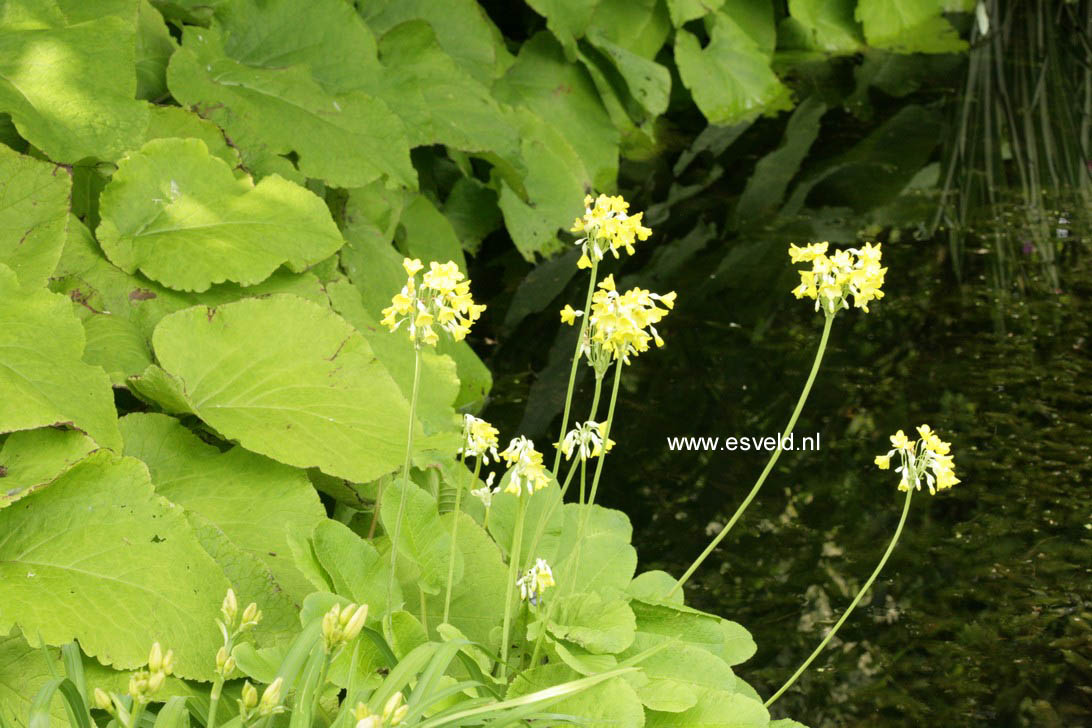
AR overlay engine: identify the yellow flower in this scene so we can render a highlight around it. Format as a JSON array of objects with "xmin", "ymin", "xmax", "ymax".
[
  {"xmin": 560, "ymin": 304, "xmax": 580, "ymax": 325},
  {"xmin": 381, "ymin": 258, "xmax": 486, "ymax": 347},
  {"xmin": 876, "ymin": 424, "xmax": 958, "ymax": 494},
  {"xmin": 458, "ymin": 414, "xmax": 500, "ymax": 464},
  {"xmin": 560, "ymin": 420, "xmax": 614, "ymax": 461},
  {"xmin": 500, "ymin": 437, "xmax": 551, "ymax": 495},
  {"xmin": 517, "ymin": 558, "xmax": 556, "ymax": 604},
  {"xmin": 583, "ymin": 278, "xmax": 676, "ymax": 365},
  {"xmin": 788, "ymin": 241, "xmax": 886, "ymax": 315},
  {"xmin": 571, "ymin": 193, "xmax": 652, "ymax": 269}
]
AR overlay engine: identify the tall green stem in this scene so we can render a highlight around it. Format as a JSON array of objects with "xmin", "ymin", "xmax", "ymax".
[
  {"xmin": 765, "ymin": 487, "xmax": 914, "ymax": 707},
  {"xmin": 499, "ymin": 493, "xmax": 528, "ymax": 680},
  {"xmin": 388, "ymin": 347, "xmax": 423, "ymax": 609},
  {"xmin": 667, "ymin": 313, "xmax": 834, "ymax": 599},
  {"xmin": 553, "ymin": 261, "xmax": 599, "ymax": 475},
  {"xmin": 443, "ymin": 457, "xmax": 481, "ymax": 623},
  {"xmin": 585, "ymin": 358, "xmax": 623, "ymax": 509},
  {"xmin": 524, "ymin": 374, "xmax": 603, "ymax": 569},
  {"xmin": 206, "ymin": 677, "xmax": 225, "ymax": 728}
]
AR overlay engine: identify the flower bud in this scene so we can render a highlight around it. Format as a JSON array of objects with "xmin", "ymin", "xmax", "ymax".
[
  {"xmin": 147, "ymin": 671, "xmax": 165, "ymax": 694},
  {"xmin": 147, "ymin": 643, "xmax": 163, "ymax": 673},
  {"xmin": 258, "ymin": 677, "xmax": 283, "ymax": 715},
  {"xmin": 161, "ymin": 649, "xmax": 175, "ymax": 676},
  {"xmin": 216, "ymin": 645, "xmax": 229, "ymax": 670},
  {"xmin": 93, "ymin": 688, "xmax": 114, "ymax": 713},
  {"xmin": 241, "ymin": 602, "xmax": 261, "ymax": 629},
  {"xmin": 382, "ymin": 692, "xmax": 405, "ymax": 721},
  {"xmin": 343, "ymin": 603, "xmax": 368, "ymax": 641},
  {"xmin": 222, "ymin": 589, "xmax": 238, "ymax": 625},
  {"xmin": 355, "ymin": 718, "xmax": 381, "ymax": 728},
  {"xmin": 241, "ymin": 681, "xmax": 258, "ymax": 709},
  {"xmin": 224, "ymin": 655, "xmax": 236, "ymax": 674},
  {"xmin": 390, "ymin": 704, "xmax": 409, "ymax": 725},
  {"xmin": 352, "ymin": 702, "xmax": 371, "ymax": 721}
]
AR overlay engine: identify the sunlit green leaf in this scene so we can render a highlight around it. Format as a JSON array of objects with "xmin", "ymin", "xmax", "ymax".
[
  {"xmin": 0, "ymin": 428, "xmax": 96, "ymax": 510},
  {"xmin": 0, "ymin": 451, "xmax": 229, "ymax": 680},
  {"xmin": 540, "ymin": 592, "xmax": 637, "ymax": 654},
  {"xmin": 0, "ymin": 264, "xmax": 120, "ymax": 450},
  {"xmin": 508, "ymin": 664, "xmax": 645, "ymax": 728},
  {"xmin": 0, "ymin": 144, "xmax": 70, "ymax": 289},
  {"xmin": 97, "ymin": 138, "xmax": 344, "ymax": 293},
  {"xmin": 381, "ymin": 480, "xmax": 459, "ymax": 596},
  {"xmin": 645, "ymin": 687, "xmax": 769, "ymax": 727},
  {"xmin": 150, "ymin": 295, "xmax": 432, "ymax": 482},
  {"xmin": 856, "ymin": 0, "xmax": 967, "ymax": 53}
]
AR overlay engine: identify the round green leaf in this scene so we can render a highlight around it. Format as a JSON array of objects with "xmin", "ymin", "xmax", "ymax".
[{"xmin": 97, "ymin": 138, "xmax": 345, "ymax": 292}]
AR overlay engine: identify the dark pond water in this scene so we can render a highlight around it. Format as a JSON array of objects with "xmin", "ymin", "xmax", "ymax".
[{"xmin": 479, "ymin": 217, "xmax": 1092, "ymax": 726}]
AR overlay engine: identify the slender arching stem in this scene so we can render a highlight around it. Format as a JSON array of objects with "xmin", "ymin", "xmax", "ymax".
[
  {"xmin": 498, "ymin": 491, "xmax": 528, "ymax": 680},
  {"xmin": 667, "ymin": 313, "xmax": 834, "ymax": 599},
  {"xmin": 585, "ymin": 357, "xmax": 624, "ymax": 509},
  {"xmin": 765, "ymin": 487, "xmax": 914, "ymax": 707},
  {"xmin": 552, "ymin": 260, "xmax": 599, "ymax": 475},
  {"xmin": 443, "ymin": 456, "xmax": 481, "ymax": 624},
  {"xmin": 387, "ymin": 347, "xmax": 423, "ymax": 609}
]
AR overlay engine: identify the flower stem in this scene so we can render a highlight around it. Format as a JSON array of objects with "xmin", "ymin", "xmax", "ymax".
[
  {"xmin": 207, "ymin": 677, "xmax": 225, "ymax": 728},
  {"xmin": 585, "ymin": 358, "xmax": 623, "ymax": 510},
  {"xmin": 387, "ymin": 347, "xmax": 423, "ymax": 609},
  {"xmin": 499, "ymin": 493, "xmax": 528, "ymax": 680},
  {"xmin": 667, "ymin": 313, "xmax": 834, "ymax": 599},
  {"xmin": 553, "ymin": 260, "xmax": 599, "ymax": 475},
  {"xmin": 765, "ymin": 487, "xmax": 914, "ymax": 707},
  {"xmin": 443, "ymin": 457, "xmax": 481, "ymax": 624}
]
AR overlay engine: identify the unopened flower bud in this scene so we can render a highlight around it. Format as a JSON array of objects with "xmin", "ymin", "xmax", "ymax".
[
  {"xmin": 241, "ymin": 681, "xmax": 258, "ymax": 709},
  {"xmin": 343, "ymin": 603, "xmax": 368, "ymax": 641},
  {"xmin": 216, "ymin": 646, "xmax": 229, "ymax": 670},
  {"xmin": 241, "ymin": 602, "xmax": 261, "ymax": 629},
  {"xmin": 382, "ymin": 692, "xmax": 405, "ymax": 721},
  {"xmin": 161, "ymin": 649, "xmax": 175, "ymax": 676},
  {"xmin": 222, "ymin": 589, "xmax": 238, "ymax": 625},
  {"xmin": 258, "ymin": 677, "xmax": 283, "ymax": 715},
  {"xmin": 147, "ymin": 643, "xmax": 163, "ymax": 673},
  {"xmin": 390, "ymin": 704, "xmax": 409, "ymax": 725},
  {"xmin": 147, "ymin": 671, "xmax": 165, "ymax": 694},
  {"xmin": 355, "ymin": 718, "xmax": 381, "ymax": 728},
  {"xmin": 93, "ymin": 688, "xmax": 114, "ymax": 713},
  {"xmin": 352, "ymin": 702, "xmax": 371, "ymax": 721}
]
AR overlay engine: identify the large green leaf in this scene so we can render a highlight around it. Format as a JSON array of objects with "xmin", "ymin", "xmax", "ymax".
[
  {"xmin": 360, "ymin": 0, "xmax": 513, "ymax": 83},
  {"xmin": 380, "ymin": 480, "xmax": 460, "ymax": 596},
  {"xmin": 167, "ymin": 23, "xmax": 415, "ymax": 188},
  {"xmin": 0, "ymin": 144, "xmax": 70, "ymax": 289},
  {"xmin": 523, "ymin": 0, "xmax": 600, "ymax": 55},
  {"xmin": 0, "ymin": 631, "xmax": 68, "ymax": 728},
  {"xmin": 0, "ymin": 451, "xmax": 230, "ymax": 680},
  {"xmin": 674, "ymin": 10, "xmax": 792, "ymax": 126},
  {"xmin": 0, "ymin": 264, "xmax": 120, "ymax": 450},
  {"xmin": 0, "ymin": 2, "xmax": 149, "ymax": 162},
  {"xmin": 118, "ymin": 413, "xmax": 326, "ymax": 602},
  {"xmin": 540, "ymin": 592, "xmax": 637, "ymax": 654},
  {"xmin": 553, "ymin": 504, "xmax": 638, "ymax": 595},
  {"xmin": 97, "ymin": 138, "xmax": 344, "ymax": 292},
  {"xmin": 0, "ymin": 428, "xmax": 96, "ymax": 509},
  {"xmin": 645, "ymin": 688, "xmax": 769, "ymax": 727},
  {"xmin": 782, "ymin": 0, "xmax": 863, "ymax": 53},
  {"xmin": 494, "ymin": 32, "xmax": 618, "ymax": 193},
  {"xmin": 508, "ymin": 664, "xmax": 645, "ymax": 728},
  {"xmin": 50, "ymin": 216, "xmax": 330, "ymax": 385},
  {"xmin": 150, "ymin": 294, "xmax": 427, "ymax": 483},
  {"xmin": 666, "ymin": 0, "xmax": 726, "ymax": 26},
  {"xmin": 628, "ymin": 600, "xmax": 757, "ymax": 667},
  {"xmin": 310, "ymin": 519, "xmax": 400, "ymax": 618},
  {"xmin": 136, "ymin": 0, "xmax": 176, "ymax": 100},
  {"xmin": 362, "ymin": 21, "xmax": 520, "ymax": 162},
  {"xmin": 856, "ymin": 0, "xmax": 967, "ymax": 54}
]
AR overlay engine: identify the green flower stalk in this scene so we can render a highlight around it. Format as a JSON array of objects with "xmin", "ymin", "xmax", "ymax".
[
  {"xmin": 766, "ymin": 426, "xmax": 957, "ymax": 706},
  {"xmin": 667, "ymin": 241, "xmax": 888, "ymax": 599}
]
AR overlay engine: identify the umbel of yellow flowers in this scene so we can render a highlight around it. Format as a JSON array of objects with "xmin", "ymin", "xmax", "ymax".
[
  {"xmin": 561, "ymin": 274, "xmax": 676, "ymax": 365},
  {"xmin": 789, "ymin": 241, "xmax": 886, "ymax": 315},
  {"xmin": 571, "ymin": 194, "xmax": 653, "ymax": 269},
  {"xmin": 380, "ymin": 258, "xmax": 486, "ymax": 347},
  {"xmin": 875, "ymin": 424, "xmax": 960, "ymax": 494},
  {"xmin": 499, "ymin": 436, "xmax": 551, "ymax": 495}
]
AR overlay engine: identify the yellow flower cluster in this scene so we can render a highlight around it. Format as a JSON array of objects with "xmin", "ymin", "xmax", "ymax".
[
  {"xmin": 500, "ymin": 436, "xmax": 551, "ymax": 496},
  {"xmin": 571, "ymin": 194, "xmax": 652, "ymax": 269},
  {"xmin": 561, "ymin": 275, "xmax": 676, "ymax": 365},
  {"xmin": 104, "ymin": 642, "xmax": 174, "ymax": 708},
  {"xmin": 517, "ymin": 557, "xmax": 556, "ymax": 604},
  {"xmin": 560, "ymin": 420, "xmax": 615, "ymax": 461},
  {"xmin": 380, "ymin": 258, "xmax": 486, "ymax": 347},
  {"xmin": 875, "ymin": 425, "xmax": 959, "ymax": 494},
  {"xmin": 789, "ymin": 242, "xmax": 886, "ymax": 315},
  {"xmin": 458, "ymin": 414, "xmax": 500, "ymax": 464}
]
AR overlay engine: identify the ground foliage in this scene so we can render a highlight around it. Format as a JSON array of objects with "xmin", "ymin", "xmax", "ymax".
[{"xmin": 0, "ymin": 0, "xmax": 983, "ymax": 725}]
